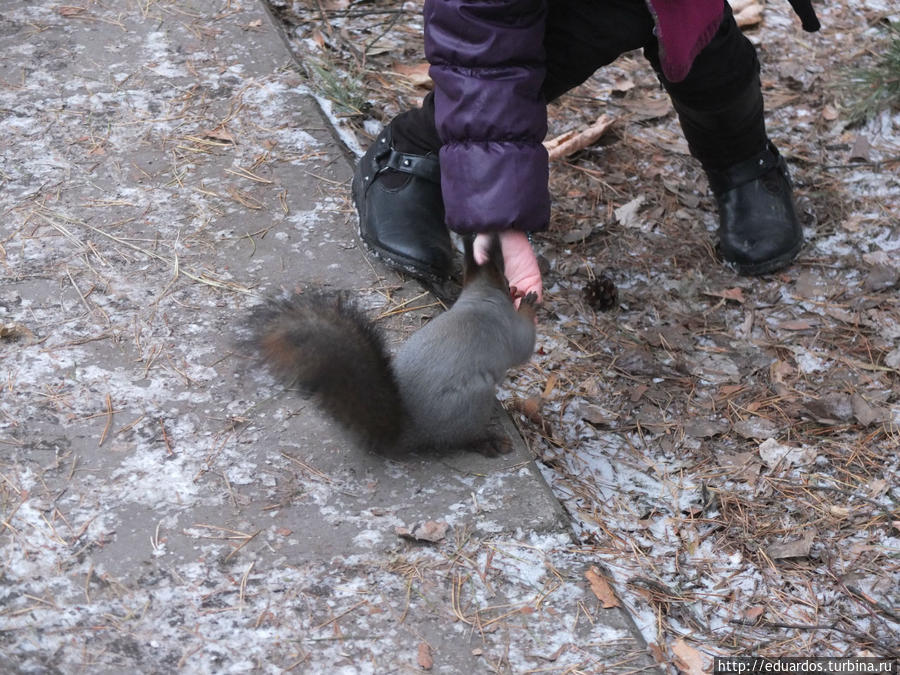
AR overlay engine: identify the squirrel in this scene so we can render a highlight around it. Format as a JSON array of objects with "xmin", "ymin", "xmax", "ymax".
[{"xmin": 246, "ymin": 235, "xmax": 538, "ymax": 456}]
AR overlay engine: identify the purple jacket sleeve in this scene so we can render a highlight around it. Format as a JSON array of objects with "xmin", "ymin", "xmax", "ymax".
[{"xmin": 424, "ymin": 0, "xmax": 550, "ymax": 234}]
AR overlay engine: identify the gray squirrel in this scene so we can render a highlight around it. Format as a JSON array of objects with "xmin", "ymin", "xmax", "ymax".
[{"xmin": 247, "ymin": 235, "xmax": 538, "ymax": 455}]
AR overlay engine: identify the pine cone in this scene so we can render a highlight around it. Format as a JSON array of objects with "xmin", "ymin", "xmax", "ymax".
[{"xmin": 583, "ymin": 272, "xmax": 618, "ymax": 311}]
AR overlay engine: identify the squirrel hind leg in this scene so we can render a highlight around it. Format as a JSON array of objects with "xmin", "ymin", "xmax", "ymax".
[{"xmin": 468, "ymin": 417, "xmax": 517, "ymax": 457}]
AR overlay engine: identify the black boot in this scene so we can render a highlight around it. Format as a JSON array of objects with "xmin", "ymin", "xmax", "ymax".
[
  {"xmin": 352, "ymin": 125, "xmax": 453, "ymax": 285},
  {"xmin": 704, "ymin": 141, "xmax": 803, "ymax": 275}
]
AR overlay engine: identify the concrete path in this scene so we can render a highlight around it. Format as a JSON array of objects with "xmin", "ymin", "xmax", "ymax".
[{"xmin": 0, "ymin": 2, "xmax": 655, "ymax": 672}]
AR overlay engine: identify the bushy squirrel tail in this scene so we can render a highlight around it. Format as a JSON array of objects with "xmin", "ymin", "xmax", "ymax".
[{"xmin": 246, "ymin": 292, "xmax": 406, "ymax": 448}]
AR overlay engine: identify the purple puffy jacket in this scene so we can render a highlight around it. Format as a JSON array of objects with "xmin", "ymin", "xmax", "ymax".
[{"xmin": 423, "ymin": 0, "xmax": 724, "ymax": 234}]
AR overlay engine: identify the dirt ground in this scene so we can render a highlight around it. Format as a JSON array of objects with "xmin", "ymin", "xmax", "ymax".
[{"xmin": 267, "ymin": 0, "xmax": 899, "ymax": 666}]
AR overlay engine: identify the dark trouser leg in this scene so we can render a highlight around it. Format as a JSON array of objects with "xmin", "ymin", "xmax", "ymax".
[
  {"xmin": 643, "ymin": 1, "xmax": 767, "ymax": 168},
  {"xmin": 390, "ymin": 93, "xmax": 441, "ymax": 157},
  {"xmin": 643, "ymin": 3, "xmax": 803, "ymax": 275}
]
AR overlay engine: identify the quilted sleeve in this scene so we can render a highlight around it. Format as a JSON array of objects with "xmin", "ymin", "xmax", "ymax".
[{"xmin": 424, "ymin": 0, "xmax": 550, "ymax": 233}]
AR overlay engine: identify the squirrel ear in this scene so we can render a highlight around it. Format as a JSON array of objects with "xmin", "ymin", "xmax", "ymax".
[
  {"xmin": 485, "ymin": 233, "xmax": 504, "ymax": 274},
  {"xmin": 463, "ymin": 234, "xmax": 507, "ymax": 289}
]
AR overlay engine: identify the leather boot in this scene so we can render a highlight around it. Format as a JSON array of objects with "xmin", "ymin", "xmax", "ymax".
[
  {"xmin": 705, "ymin": 141, "xmax": 803, "ymax": 275},
  {"xmin": 352, "ymin": 125, "xmax": 453, "ymax": 285}
]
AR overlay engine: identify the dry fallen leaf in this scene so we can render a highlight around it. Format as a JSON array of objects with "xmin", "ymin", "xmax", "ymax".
[
  {"xmin": 614, "ymin": 195, "xmax": 645, "ymax": 228},
  {"xmin": 758, "ymin": 438, "xmax": 817, "ymax": 468},
  {"xmin": 578, "ymin": 403, "xmax": 618, "ymax": 426},
  {"xmin": 744, "ymin": 605, "xmax": 765, "ymax": 621},
  {"xmin": 733, "ymin": 416, "xmax": 779, "ymax": 440},
  {"xmin": 779, "ymin": 319, "xmax": 814, "ymax": 331},
  {"xmin": 391, "ymin": 62, "xmax": 433, "ymax": 89},
  {"xmin": 612, "ymin": 75, "xmax": 635, "ymax": 93},
  {"xmin": 621, "ymin": 95, "xmax": 672, "ymax": 121},
  {"xmin": 510, "ymin": 396, "xmax": 544, "ymax": 426},
  {"xmin": 648, "ymin": 642, "xmax": 666, "ymax": 664},
  {"xmin": 850, "ymin": 394, "xmax": 887, "ymax": 426},
  {"xmin": 671, "ymin": 638, "xmax": 708, "ymax": 675},
  {"xmin": 396, "ymin": 520, "xmax": 449, "ymax": 543},
  {"xmin": 767, "ymin": 529, "xmax": 816, "ymax": 560},
  {"xmin": 849, "ymin": 133, "xmax": 872, "ymax": 162},
  {"xmin": 417, "ymin": 642, "xmax": 433, "ymax": 670},
  {"xmin": 733, "ymin": 3, "xmax": 763, "ymax": 28},
  {"xmin": 544, "ymin": 114, "xmax": 614, "ymax": 161},
  {"xmin": 803, "ymin": 393, "xmax": 854, "ymax": 424},
  {"xmin": 58, "ymin": 5, "xmax": 87, "ymax": 17},
  {"xmin": 770, "ymin": 359, "xmax": 794, "ymax": 384},
  {"xmin": 585, "ymin": 566, "xmax": 619, "ymax": 608},
  {"xmin": 704, "ymin": 287, "xmax": 746, "ymax": 304},
  {"xmin": 0, "ymin": 322, "xmax": 35, "ymax": 343},
  {"xmin": 202, "ymin": 125, "xmax": 236, "ymax": 144}
]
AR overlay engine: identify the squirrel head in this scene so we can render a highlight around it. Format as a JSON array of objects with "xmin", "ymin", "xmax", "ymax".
[{"xmin": 462, "ymin": 234, "xmax": 509, "ymax": 296}]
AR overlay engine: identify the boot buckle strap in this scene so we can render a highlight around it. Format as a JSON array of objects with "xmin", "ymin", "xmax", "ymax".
[
  {"xmin": 707, "ymin": 142, "xmax": 786, "ymax": 195},
  {"xmin": 384, "ymin": 150, "xmax": 441, "ymax": 184}
]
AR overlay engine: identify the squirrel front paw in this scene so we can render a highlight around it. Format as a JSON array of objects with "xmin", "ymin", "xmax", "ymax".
[{"xmin": 517, "ymin": 291, "xmax": 539, "ymax": 322}]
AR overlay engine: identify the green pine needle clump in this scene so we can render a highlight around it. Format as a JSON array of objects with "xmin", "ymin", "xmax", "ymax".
[
  {"xmin": 305, "ymin": 59, "xmax": 368, "ymax": 117},
  {"xmin": 842, "ymin": 22, "xmax": 900, "ymax": 124}
]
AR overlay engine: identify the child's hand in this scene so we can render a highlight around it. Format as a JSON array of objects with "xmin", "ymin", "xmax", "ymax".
[{"xmin": 474, "ymin": 230, "xmax": 543, "ymax": 306}]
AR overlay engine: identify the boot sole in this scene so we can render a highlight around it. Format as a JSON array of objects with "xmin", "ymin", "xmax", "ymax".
[{"xmin": 726, "ymin": 237, "xmax": 803, "ymax": 276}]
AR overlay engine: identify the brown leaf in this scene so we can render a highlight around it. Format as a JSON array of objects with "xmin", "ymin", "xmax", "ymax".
[
  {"xmin": 744, "ymin": 605, "xmax": 765, "ymax": 621},
  {"xmin": 396, "ymin": 520, "xmax": 449, "ymax": 543},
  {"xmin": 613, "ymin": 195, "xmax": 645, "ymax": 228},
  {"xmin": 733, "ymin": 416, "xmax": 779, "ymax": 440},
  {"xmin": 622, "ymin": 95, "xmax": 672, "ymax": 122},
  {"xmin": 671, "ymin": 638, "xmax": 708, "ymax": 675},
  {"xmin": 391, "ymin": 62, "xmax": 433, "ymax": 89},
  {"xmin": 803, "ymin": 393, "xmax": 854, "ymax": 424},
  {"xmin": 779, "ymin": 319, "xmax": 814, "ymax": 331},
  {"xmin": 612, "ymin": 76, "xmax": 635, "ymax": 93},
  {"xmin": 510, "ymin": 396, "xmax": 543, "ymax": 425},
  {"xmin": 578, "ymin": 403, "xmax": 617, "ymax": 426},
  {"xmin": 733, "ymin": 3, "xmax": 763, "ymax": 28},
  {"xmin": 58, "ymin": 5, "xmax": 87, "ymax": 17},
  {"xmin": 0, "ymin": 321, "xmax": 35, "ymax": 343},
  {"xmin": 767, "ymin": 529, "xmax": 816, "ymax": 560},
  {"xmin": 202, "ymin": 125, "xmax": 235, "ymax": 144},
  {"xmin": 585, "ymin": 566, "xmax": 619, "ymax": 608},
  {"xmin": 822, "ymin": 105, "xmax": 839, "ymax": 121},
  {"xmin": 851, "ymin": 394, "xmax": 887, "ymax": 426},
  {"xmin": 704, "ymin": 287, "xmax": 746, "ymax": 304},
  {"xmin": 770, "ymin": 360, "xmax": 794, "ymax": 384},
  {"xmin": 630, "ymin": 384, "xmax": 648, "ymax": 402},
  {"xmin": 717, "ymin": 451, "xmax": 762, "ymax": 482},
  {"xmin": 758, "ymin": 438, "xmax": 817, "ymax": 468},
  {"xmin": 417, "ymin": 642, "xmax": 433, "ymax": 670},
  {"xmin": 648, "ymin": 642, "xmax": 666, "ymax": 664},
  {"xmin": 849, "ymin": 134, "xmax": 871, "ymax": 162},
  {"xmin": 684, "ymin": 418, "xmax": 728, "ymax": 439},
  {"xmin": 544, "ymin": 114, "xmax": 614, "ymax": 161}
]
